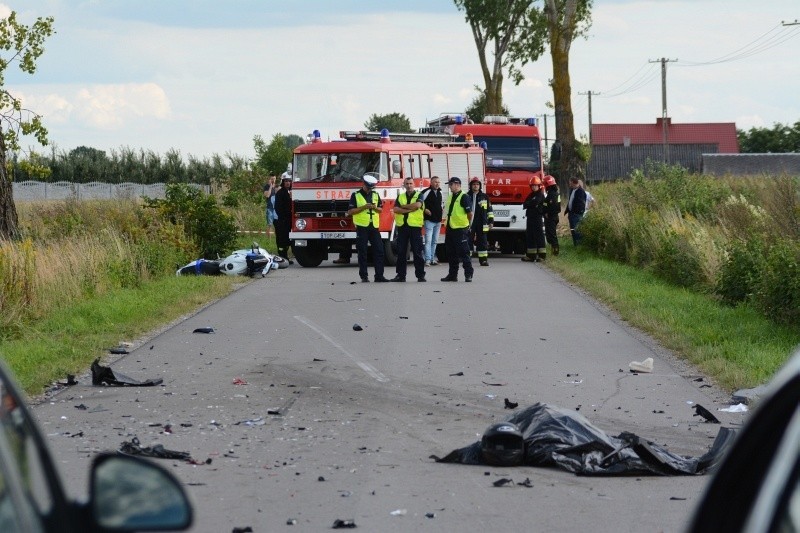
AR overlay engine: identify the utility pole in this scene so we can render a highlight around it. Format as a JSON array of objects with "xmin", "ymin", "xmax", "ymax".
[
  {"xmin": 649, "ymin": 57, "xmax": 677, "ymax": 163},
  {"xmin": 577, "ymin": 91, "xmax": 599, "ymax": 145},
  {"xmin": 540, "ymin": 113, "xmax": 555, "ymax": 160}
]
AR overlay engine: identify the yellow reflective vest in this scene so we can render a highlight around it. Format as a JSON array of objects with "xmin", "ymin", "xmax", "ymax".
[
  {"xmin": 395, "ymin": 191, "xmax": 423, "ymax": 228},
  {"xmin": 447, "ymin": 191, "xmax": 469, "ymax": 229},
  {"xmin": 352, "ymin": 190, "xmax": 381, "ymax": 227}
]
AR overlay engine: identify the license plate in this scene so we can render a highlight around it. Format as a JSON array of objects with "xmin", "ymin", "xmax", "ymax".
[
  {"xmin": 320, "ymin": 232, "xmax": 345, "ymax": 239},
  {"xmin": 494, "ymin": 209, "xmax": 510, "ymax": 217}
]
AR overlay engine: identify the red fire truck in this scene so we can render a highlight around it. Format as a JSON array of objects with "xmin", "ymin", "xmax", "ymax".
[
  {"xmin": 290, "ymin": 129, "xmax": 486, "ymax": 267},
  {"xmin": 421, "ymin": 114, "xmax": 544, "ymax": 254}
]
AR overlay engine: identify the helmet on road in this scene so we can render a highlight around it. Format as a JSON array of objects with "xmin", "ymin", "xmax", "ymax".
[
  {"xmin": 481, "ymin": 422, "xmax": 525, "ymax": 466},
  {"xmin": 543, "ymin": 175, "xmax": 556, "ymax": 188},
  {"xmin": 529, "ymin": 176, "xmax": 542, "ymax": 187}
]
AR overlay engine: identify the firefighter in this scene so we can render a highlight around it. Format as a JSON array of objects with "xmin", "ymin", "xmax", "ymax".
[
  {"xmin": 542, "ymin": 175, "xmax": 561, "ymax": 256},
  {"xmin": 346, "ymin": 175, "xmax": 389, "ymax": 282},
  {"xmin": 466, "ymin": 176, "xmax": 494, "ymax": 266},
  {"xmin": 390, "ymin": 177, "xmax": 426, "ymax": 282},
  {"xmin": 441, "ymin": 177, "xmax": 474, "ymax": 282},
  {"xmin": 522, "ymin": 176, "xmax": 546, "ymax": 262},
  {"xmin": 274, "ymin": 172, "xmax": 294, "ymax": 264}
]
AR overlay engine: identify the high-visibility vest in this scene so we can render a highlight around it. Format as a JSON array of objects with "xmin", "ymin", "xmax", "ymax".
[
  {"xmin": 352, "ymin": 190, "xmax": 380, "ymax": 227},
  {"xmin": 395, "ymin": 191, "xmax": 423, "ymax": 227},
  {"xmin": 447, "ymin": 191, "xmax": 469, "ymax": 229}
]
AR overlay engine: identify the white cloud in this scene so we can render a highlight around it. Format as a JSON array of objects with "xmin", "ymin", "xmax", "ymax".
[{"xmin": 74, "ymin": 83, "xmax": 171, "ymax": 129}]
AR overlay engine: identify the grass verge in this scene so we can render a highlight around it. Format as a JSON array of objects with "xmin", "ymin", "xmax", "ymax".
[
  {"xmin": 547, "ymin": 245, "xmax": 800, "ymax": 391},
  {"xmin": 0, "ymin": 275, "xmax": 241, "ymax": 395}
]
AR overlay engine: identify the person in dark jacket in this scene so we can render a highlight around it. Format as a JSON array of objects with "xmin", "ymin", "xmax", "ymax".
[
  {"xmin": 273, "ymin": 173, "xmax": 294, "ymax": 263},
  {"xmin": 564, "ymin": 177, "xmax": 587, "ymax": 245},
  {"xmin": 542, "ymin": 175, "xmax": 561, "ymax": 256},
  {"xmin": 420, "ymin": 176, "xmax": 444, "ymax": 266},
  {"xmin": 466, "ymin": 177, "xmax": 494, "ymax": 266},
  {"xmin": 522, "ymin": 176, "xmax": 546, "ymax": 262}
]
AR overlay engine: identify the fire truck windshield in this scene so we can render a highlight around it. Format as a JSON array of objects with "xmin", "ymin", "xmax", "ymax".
[
  {"xmin": 294, "ymin": 152, "xmax": 386, "ymax": 183},
  {"xmin": 462, "ymin": 136, "xmax": 541, "ymax": 172}
]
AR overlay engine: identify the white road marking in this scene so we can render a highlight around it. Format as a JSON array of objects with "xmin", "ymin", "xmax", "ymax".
[{"xmin": 294, "ymin": 315, "xmax": 389, "ymax": 383}]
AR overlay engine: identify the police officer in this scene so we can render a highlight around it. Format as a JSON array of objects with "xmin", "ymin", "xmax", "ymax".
[
  {"xmin": 391, "ymin": 177, "xmax": 426, "ymax": 282},
  {"xmin": 466, "ymin": 176, "xmax": 494, "ymax": 266},
  {"xmin": 542, "ymin": 175, "xmax": 561, "ymax": 256},
  {"xmin": 522, "ymin": 176, "xmax": 546, "ymax": 262},
  {"xmin": 347, "ymin": 175, "xmax": 389, "ymax": 282},
  {"xmin": 441, "ymin": 177, "xmax": 474, "ymax": 282},
  {"xmin": 274, "ymin": 172, "xmax": 294, "ymax": 263}
]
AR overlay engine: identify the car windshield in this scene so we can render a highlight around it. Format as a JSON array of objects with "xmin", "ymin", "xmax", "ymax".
[
  {"xmin": 463, "ymin": 136, "xmax": 541, "ymax": 172},
  {"xmin": 294, "ymin": 152, "xmax": 386, "ymax": 183}
]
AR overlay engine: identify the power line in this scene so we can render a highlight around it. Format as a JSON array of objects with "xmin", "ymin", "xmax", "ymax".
[{"xmin": 679, "ymin": 23, "xmax": 800, "ymax": 66}]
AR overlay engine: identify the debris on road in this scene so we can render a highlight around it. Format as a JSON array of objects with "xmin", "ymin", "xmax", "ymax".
[
  {"xmin": 629, "ymin": 357, "xmax": 654, "ymax": 373},
  {"xmin": 693, "ymin": 404, "xmax": 721, "ymax": 423},
  {"xmin": 119, "ymin": 437, "xmax": 192, "ymax": 461},
  {"xmin": 332, "ymin": 518, "xmax": 357, "ymax": 529},
  {"xmin": 731, "ymin": 384, "xmax": 769, "ymax": 405},
  {"xmin": 352, "ymin": 324, "xmax": 363, "ymax": 331},
  {"xmin": 449, "ymin": 372, "xmax": 464, "ymax": 377},
  {"xmin": 492, "ymin": 478, "xmax": 514, "ymax": 487},
  {"xmin": 108, "ymin": 346, "xmax": 129, "ymax": 354},
  {"xmin": 232, "ymin": 377, "xmax": 248, "ymax": 385},
  {"xmin": 436, "ymin": 403, "xmax": 735, "ymax": 475},
  {"xmin": 504, "ymin": 398, "xmax": 519, "ymax": 409},
  {"xmin": 193, "ymin": 327, "xmax": 215, "ymax": 334},
  {"xmin": 718, "ymin": 403, "xmax": 748, "ymax": 413},
  {"xmin": 91, "ymin": 359, "xmax": 163, "ymax": 387}
]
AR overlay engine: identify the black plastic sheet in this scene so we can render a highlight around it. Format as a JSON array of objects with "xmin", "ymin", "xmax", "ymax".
[
  {"xmin": 436, "ymin": 403, "xmax": 736, "ymax": 476},
  {"xmin": 91, "ymin": 358, "xmax": 163, "ymax": 387}
]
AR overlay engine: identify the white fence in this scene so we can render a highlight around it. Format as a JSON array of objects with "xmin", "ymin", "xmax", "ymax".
[{"xmin": 12, "ymin": 181, "xmax": 210, "ymax": 201}]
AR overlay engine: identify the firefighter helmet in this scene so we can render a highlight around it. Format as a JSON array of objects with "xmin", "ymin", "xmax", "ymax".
[
  {"xmin": 481, "ymin": 422, "xmax": 525, "ymax": 466},
  {"xmin": 469, "ymin": 176, "xmax": 482, "ymax": 188},
  {"xmin": 543, "ymin": 175, "xmax": 557, "ymax": 188},
  {"xmin": 529, "ymin": 176, "xmax": 542, "ymax": 187}
]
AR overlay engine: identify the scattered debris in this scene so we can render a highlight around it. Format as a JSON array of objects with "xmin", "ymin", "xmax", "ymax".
[
  {"xmin": 629, "ymin": 357, "xmax": 654, "ymax": 373},
  {"xmin": 504, "ymin": 398, "xmax": 519, "ymax": 409},
  {"xmin": 119, "ymin": 437, "xmax": 193, "ymax": 461},
  {"xmin": 517, "ymin": 477, "xmax": 534, "ymax": 487},
  {"xmin": 332, "ymin": 518, "xmax": 357, "ymax": 529},
  {"xmin": 449, "ymin": 372, "xmax": 464, "ymax": 377},
  {"xmin": 492, "ymin": 478, "xmax": 514, "ymax": 487},
  {"xmin": 91, "ymin": 359, "xmax": 163, "ymax": 387},
  {"xmin": 731, "ymin": 384, "xmax": 769, "ymax": 405},
  {"xmin": 231, "ymin": 527, "xmax": 253, "ymax": 533},
  {"xmin": 318, "ymin": 476, "xmax": 326, "ymax": 482},
  {"xmin": 286, "ymin": 518, "xmax": 297, "ymax": 525},
  {"xmin": 425, "ymin": 513, "xmax": 436, "ymax": 519},
  {"xmin": 193, "ymin": 327, "xmax": 215, "ymax": 334},
  {"xmin": 718, "ymin": 403, "xmax": 748, "ymax": 413},
  {"xmin": 482, "ymin": 381, "xmax": 506, "ymax": 386},
  {"xmin": 58, "ymin": 374, "xmax": 78, "ymax": 386},
  {"xmin": 399, "ymin": 316, "xmax": 409, "ymax": 319},
  {"xmin": 352, "ymin": 324, "xmax": 363, "ymax": 331},
  {"xmin": 389, "ymin": 509, "xmax": 407, "ymax": 516},
  {"xmin": 235, "ymin": 417, "xmax": 266, "ymax": 427},
  {"xmin": 670, "ymin": 497, "xmax": 687, "ymax": 501},
  {"xmin": 693, "ymin": 404, "xmax": 720, "ymax": 424},
  {"xmin": 74, "ymin": 404, "xmax": 88, "ymax": 410},
  {"xmin": 108, "ymin": 346, "xmax": 129, "ymax": 355},
  {"xmin": 232, "ymin": 377, "xmax": 248, "ymax": 385}
]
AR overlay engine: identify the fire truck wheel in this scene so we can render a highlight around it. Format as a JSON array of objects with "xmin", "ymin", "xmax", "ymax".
[
  {"xmin": 293, "ymin": 244, "xmax": 326, "ymax": 268},
  {"xmin": 383, "ymin": 239, "xmax": 398, "ymax": 267}
]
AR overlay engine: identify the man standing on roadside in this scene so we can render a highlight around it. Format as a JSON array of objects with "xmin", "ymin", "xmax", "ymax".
[
  {"xmin": 347, "ymin": 175, "xmax": 389, "ymax": 283},
  {"xmin": 420, "ymin": 176, "xmax": 444, "ymax": 266},
  {"xmin": 565, "ymin": 177, "xmax": 587, "ymax": 246},
  {"xmin": 391, "ymin": 177, "xmax": 426, "ymax": 282},
  {"xmin": 274, "ymin": 172, "xmax": 294, "ymax": 264},
  {"xmin": 441, "ymin": 177, "xmax": 474, "ymax": 282}
]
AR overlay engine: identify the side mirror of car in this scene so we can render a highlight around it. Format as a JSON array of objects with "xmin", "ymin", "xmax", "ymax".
[{"xmin": 89, "ymin": 453, "xmax": 193, "ymax": 531}]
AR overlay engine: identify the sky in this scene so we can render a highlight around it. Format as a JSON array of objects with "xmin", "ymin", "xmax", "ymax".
[{"xmin": 4, "ymin": 0, "xmax": 799, "ymax": 161}]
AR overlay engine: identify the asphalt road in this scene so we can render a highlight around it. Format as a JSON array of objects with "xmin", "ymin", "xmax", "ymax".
[{"xmin": 33, "ymin": 255, "xmax": 743, "ymax": 532}]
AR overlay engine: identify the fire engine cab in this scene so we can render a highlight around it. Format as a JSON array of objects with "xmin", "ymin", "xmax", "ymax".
[
  {"xmin": 290, "ymin": 129, "xmax": 486, "ymax": 267},
  {"xmin": 421, "ymin": 113, "xmax": 544, "ymax": 254}
]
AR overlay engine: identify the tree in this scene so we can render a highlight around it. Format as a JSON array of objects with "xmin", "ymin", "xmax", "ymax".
[
  {"xmin": 543, "ymin": 0, "xmax": 592, "ymax": 184},
  {"xmin": 738, "ymin": 121, "xmax": 800, "ymax": 153},
  {"xmin": 253, "ymin": 133, "xmax": 293, "ymax": 177},
  {"xmin": 363, "ymin": 112, "xmax": 413, "ymax": 133},
  {"xmin": 0, "ymin": 11, "xmax": 55, "ymax": 240},
  {"xmin": 454, "ymin": 0, "xmax": 547, "ymax": 114},
  {"xmin": 464, "ymin": 85, "xmax": 511, "ymax": 122}
]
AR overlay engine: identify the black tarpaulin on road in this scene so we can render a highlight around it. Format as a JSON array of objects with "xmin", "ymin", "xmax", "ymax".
[
  {"xmin": 91, "ymin": 358, "xmax": 163, "ymax": 387},
  {"xmin": 436, "ymin": 403, "xmax": 736, "ymax": 476}
]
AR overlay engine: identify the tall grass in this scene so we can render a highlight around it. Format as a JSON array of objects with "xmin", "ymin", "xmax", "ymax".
[{"xmin": 581, "ymin": 167, "xmax": 800, "ymax": 326}]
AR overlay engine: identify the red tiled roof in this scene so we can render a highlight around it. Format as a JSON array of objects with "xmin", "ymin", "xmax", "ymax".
[{"xmin": 592, "ymin": 118, "xmax": 739, "ymax": 153}]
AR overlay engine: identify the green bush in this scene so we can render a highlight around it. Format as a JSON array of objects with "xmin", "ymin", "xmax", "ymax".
[
  {"xmin": 716, "ymin": 238, "xmax": 766, "ymax": 305},
  {"xmin": 145, "ymin": 183, "xmax": 238, "ymax": 259},
  {"xmin": 651, "ymin": 229, "xmax": 704, "ymax": 289},
  {"xmin": 755, "ymin": 239, "xmax": 800, "ymax": 326}
]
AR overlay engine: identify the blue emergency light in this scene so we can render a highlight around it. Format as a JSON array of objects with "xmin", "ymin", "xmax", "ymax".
[
  {"xmin": 380, "ymin": 128, "xmax": 391, "ymax": 143},
  {"xmin": 312, "ymin": 129, "xmax": 322, "ymax": 143}
]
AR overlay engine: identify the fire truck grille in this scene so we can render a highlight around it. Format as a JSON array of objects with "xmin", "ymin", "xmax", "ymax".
[{"xmin": 294, "ymin": 200, "xmax": 351, "ymax": 216}]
